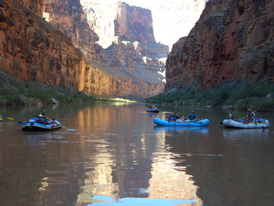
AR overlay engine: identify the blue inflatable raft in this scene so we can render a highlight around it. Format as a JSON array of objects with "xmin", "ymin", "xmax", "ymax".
[
  {"xmin": 153, "ymin": 118, "xmax": 210, "ymax": 127},
  {"xmin": 22, "ymin": 116, "xmax": 62, "ymax": 131}
]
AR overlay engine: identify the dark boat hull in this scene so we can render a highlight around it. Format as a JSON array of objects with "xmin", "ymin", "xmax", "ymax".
[{"xmin": 22, "ymin": 123, "xmax": 62, "ymax": 131}]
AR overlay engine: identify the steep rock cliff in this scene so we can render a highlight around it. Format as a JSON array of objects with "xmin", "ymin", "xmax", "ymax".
[
  {"xmin": 42, "ymin": 0, "xmax": 106, "ymax": 62},
  {"xmin": 0, "ymin": 0, "xmax": 164, "ymax": 97},
  {"xmin": 0, "ymin": 0, "xmax": 165, "ymax": 99},
  {"xmin": 19, "ymin": 0, "xmax": 43, "ymax": 15},
  {"xmin": 43, "ymin": 0, "xmax": 166, "ymax": 96},
  {"xmin": 81, "ymin": 0, "xmax": 167, "ymax": 84},
  {"xmin": 165, "ymin": 0, "xmax": 274, "ymax": 92}
]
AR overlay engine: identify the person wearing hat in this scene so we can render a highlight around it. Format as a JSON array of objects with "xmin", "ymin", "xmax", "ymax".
[
  {"xmin": 246, "ymin": 109, "xmax": 255, "ymax": 121},
  {"xmin": 39, "ymin": 110, "xmax": 46, "ymax": 117}
]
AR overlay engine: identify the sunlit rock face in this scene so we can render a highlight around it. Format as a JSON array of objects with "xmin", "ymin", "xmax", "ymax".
[
  {"xmin": 0, "ymin": 0, "xmax": 93, "ymax": 90},
  {"xmin": 81, "ymin": 0, "xmax": 155, "ymax": 48},
  {"xmin": 81, "ymin": 0, "xmax": 167, "ymax": 87},
  {"xmin": 43, "ymin": 0, "xmax": 167, "ymax": 96},
  {"xmin": 0, "ymin": 0, "xmax": 165, "ymax": 98},
  {"xmin": 42, "ymin": 0, "xmax": 106, "ymax": 63},
  {"xmin": 165, "ymin": 0, "xmax": 274, "ymax": 92}
]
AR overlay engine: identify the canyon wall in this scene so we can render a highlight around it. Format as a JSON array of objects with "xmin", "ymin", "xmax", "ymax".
[
  {"xmin": 81, "ymin": 1, "xmax": 167, "ymax": 85},
  {"xmin": 0, "ymin": 0, "xmax": 166, "ymax": 99},
  {"xmin": 42, "ymin": 0, "xmax": 106, "ymax": 63},
  {"xmin": 165, "ymin": 0, "xmax": 274, "ymax": 92}
]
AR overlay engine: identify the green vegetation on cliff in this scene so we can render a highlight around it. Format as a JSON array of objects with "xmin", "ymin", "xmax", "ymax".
[{"xmin": 145, "ymin": 80, "xmax": 274, "ymax": 112}]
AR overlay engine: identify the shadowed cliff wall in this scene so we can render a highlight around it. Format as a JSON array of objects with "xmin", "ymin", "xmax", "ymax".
[{"xmin": 165, "ymin": 0, "xmax": 274, "ymax": 92}]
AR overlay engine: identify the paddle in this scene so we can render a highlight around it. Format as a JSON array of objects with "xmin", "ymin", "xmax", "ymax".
[
  {"xmin": 45, "ymin": 117, "xmax": 75, "ymax": 131},
  {"xmin": 60, "ymin": 124, "xmax": 78, "ymax": 131},
  {"xmin": 61, "ymin": 125, "xmax": 69, "ymax": 130},
  {"xmin": 1, "ymin": 116, "xmax": 14, "ymax": 120},
  {"xmin": 46, "ymin": 117, "xmax": 67, "ymax": 129}
]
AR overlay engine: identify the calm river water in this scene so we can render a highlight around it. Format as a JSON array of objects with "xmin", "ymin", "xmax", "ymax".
[{"xmin": 0, "ymin": 102, "xmax": 274, "ymax": 206}]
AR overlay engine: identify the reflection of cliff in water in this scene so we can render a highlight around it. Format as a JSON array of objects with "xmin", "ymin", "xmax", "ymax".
[{"xmin": 76, "ymin": 105, "xmax": 202, "ymax": 205}]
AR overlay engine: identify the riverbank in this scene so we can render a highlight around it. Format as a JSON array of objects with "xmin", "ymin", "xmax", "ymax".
[
  {"xmin": 145, "ymin": 80, "xmax": 274, "ymax": 112},
  {"xmin": 2, "ymin": 68, "xmax": 274, "ymax": 111},
  {"xmin": 0, "ymin": 69, "xmax": 143, "ymax": 106}
]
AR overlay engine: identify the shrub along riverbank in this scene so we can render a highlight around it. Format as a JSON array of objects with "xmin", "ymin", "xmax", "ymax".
[
  {"xmin": 2, "ymin": 68, "xmax": 274, "ymax": 111},
  {"xmin": 145, "ymin": 80, "xmax": 274, "ymax": 112}
]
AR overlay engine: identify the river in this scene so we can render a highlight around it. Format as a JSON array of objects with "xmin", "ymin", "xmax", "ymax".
[{"xmin": 0, "ymin": 102, "xmax": 274, "ymax": 206}]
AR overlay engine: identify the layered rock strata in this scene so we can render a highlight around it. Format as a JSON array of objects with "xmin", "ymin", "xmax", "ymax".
[
  {"xmin": 81, "ymin": 1, "xmax": 167, "ymax": 85},
  {"xmin": 0, "ymin": 0, "xmax": 166, "ymax": 98},
  {"xmin": 165, "ymin": 0, "xmax": 274, "ymax": 92},
  {"xmin": 42, "ymin": 0, "xmax": 106, "ymax": 63}
]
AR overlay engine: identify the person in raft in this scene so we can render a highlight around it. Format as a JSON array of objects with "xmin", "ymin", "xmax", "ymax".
[
  {"xmin": 38, "ymin": 110, "xmax": 48, "ymax": 124},
  {"xmin": 246, "ymin": 109, "xmax": 256, "ymax": 121},
  {"xmin": 229, "ymin": 111, "xmax": 234, "ymax": 120},
  {"xmin": 189, "ymin": 111, "xmax": 196, "ymax": 120},
  {"xmin": 173, "ymin": 111, "xmax": 181, "ymax": 119},
  {"xmin": 168, "ymin": 111, "xmax": 181, "ymax": 121}
]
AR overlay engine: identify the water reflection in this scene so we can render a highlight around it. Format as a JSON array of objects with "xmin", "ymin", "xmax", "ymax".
[
  {"xmin": 153, "ymin": 126, "xmax": 209, "ymax": 136},
  {"xmin": 24, "ymin": 131, "xmax": 78, "ymax": 146},
  {"xmin": 76, "ymin": 144, "xmax": 202, "ymax": 205},
  {"xmin": 88, "ymin": 195, "xmax": 197, "ymax": 205},
  {"xmin": 222, "ymin": 128, "xmax": 269, "ymax": 143},
  {"xmin": 147, "ymin": 151, "xmax": 202, "ymax": 204},
  {"xmin": 75, "ymin": 104, "xmax": 203, "ymax": 205},
  {"xmin": 1, "ymin": 104, "xmax": 274, "ymax": 206}
]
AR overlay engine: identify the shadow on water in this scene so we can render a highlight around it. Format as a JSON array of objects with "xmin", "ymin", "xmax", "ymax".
[{"xmin": 153, "ymin": 125, "xmax": 209, "ymax": 138}]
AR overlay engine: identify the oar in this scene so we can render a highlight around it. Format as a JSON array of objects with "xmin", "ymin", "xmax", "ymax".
[
  {"xmin": 46, "ymin": 117, "xmax": 67, "ymax": 130},
  {"xmin": 61, "ymin": 125, "xmax": 69, "ymax": 130},
  {"xmin": 46, "ymin": 118, "xmax": 72, "ymax": 131},
  {"xmin": 2, "ymin": 116, "xmax": 14, "ymax": 120}
]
